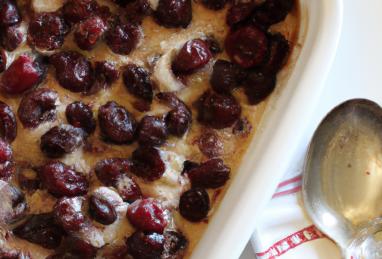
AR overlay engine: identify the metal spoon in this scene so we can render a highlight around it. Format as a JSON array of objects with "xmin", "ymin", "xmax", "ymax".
[{"xmin": 303, "ymin": 99, "xmax": 382, "ymax": 259}]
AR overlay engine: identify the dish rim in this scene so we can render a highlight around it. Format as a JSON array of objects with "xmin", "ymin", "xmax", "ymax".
[{"xmin": 191, "ymin": 0, "xmax": 344, "ymax": 258}]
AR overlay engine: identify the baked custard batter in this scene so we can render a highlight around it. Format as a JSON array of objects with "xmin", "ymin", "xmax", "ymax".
[{"xmin": 0, "ymin": 0, "xmax": 299, "ymax": 258}]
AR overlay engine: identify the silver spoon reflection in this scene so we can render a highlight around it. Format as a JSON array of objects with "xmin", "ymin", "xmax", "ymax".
[{"xmin": 303, "ymin": 99, "xmax": 382, "ymax": 258}]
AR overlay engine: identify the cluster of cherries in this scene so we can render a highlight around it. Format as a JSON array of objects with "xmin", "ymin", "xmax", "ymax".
[{"xmin": 0, "ymin": 0, "xmax": 294, "ymax": 258}]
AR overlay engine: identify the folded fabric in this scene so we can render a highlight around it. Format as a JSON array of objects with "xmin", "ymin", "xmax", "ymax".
[{"xmin": 251, "ymin": 160, "xmax": 342, "ymax": 259}]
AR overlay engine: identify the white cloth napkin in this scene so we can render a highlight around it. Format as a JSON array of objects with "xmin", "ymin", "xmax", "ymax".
[{"xmin": 250, "ymin": 155, "xmax": 342, "ymax": 259}]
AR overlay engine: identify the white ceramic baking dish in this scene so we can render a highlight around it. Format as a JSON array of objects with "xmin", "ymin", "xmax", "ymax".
[{"xmin": 191, "ymin": 1, "xmax": 343, "ymax": 258}]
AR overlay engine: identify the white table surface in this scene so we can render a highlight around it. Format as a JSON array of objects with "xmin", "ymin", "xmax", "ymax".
[{"xmin": 239, "ymin": 0, "xmax": 382, "ymax": 258}]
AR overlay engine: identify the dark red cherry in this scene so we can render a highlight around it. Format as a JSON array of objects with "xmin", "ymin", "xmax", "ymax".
[
  {"xmin": 40, "ymin": 124, "xmax": 85, "ymax": 158},
  {"xmin": 0, "ymin": 49, "xmax": 6, "ymax": 72},
  {"xmin": 252, "ymin": 0, "xmax": 294, "ymax": 28},
  {"xmin": 197, "ymin": 91, "xmax": 241, "ymax": 129},
  {"xmin": 106, "ymin": 22, "xmax": 141, "ymax": 55},
  {"xmin": 28, "ymin": 12, "xmax": 68, "ymax": 51},
  {"xmin": 39, "ymin": 161, "xmax": 88, "ymax": 197},
  {"xmin": 123, "ymin": 64, "xmax": 153, "ymax": 102},
  {"xmin": 0, "ymin": 139, "xmax": 12, "ymax": 163},
  {"xmin": 226, "ymin": 3, "xmax": 256, "ymax": 26},
  {"xmin": 126, "ymin": 231, "xmax": 164, "ymax": 259},
  {"xmin": 162, "ymin": 231, "xmax": 188, "ymax": 259},
  {"xmin": 201, "ymin": 0, "xmax": 227, "ymax": 10},
  {"xmin": 112, "ymin": 0, "xmax": 130, "ymax": 6},
  {"xmin": 53, "ymin": 196, "xmax": 87, "ymax": 232},
  {"xmin": 225, "ymin": 25, "xmax": 268, "ymax": 68},
  {"xmin": 0, "ymin": 101, "xmax": 16, "ymax": 142},
  {"xmin": 186, "ymin": 158, "xmax": 230, "ymax": 188},
  {"xmin": 98, "ymin": 101, "xmax": 137, "ymax": 144},
  {"xmin": 13, "ymin": 213, "xmax": 64, "ymax": 249},
  {"xmin": 172, "ymin": 39, "xmax": 212, "ymax": 74},
  {"xmin": 261, "ymin": 33, "xmax": 290, "ymax": 74},
  {"xmin": 50, "ymin": 51, "xmax": 94, "ymax": 93},
  {"xmin": 137, "ymin": 115, "xmax": 168, "ymax": 146},
  {"xmin": 0, "ymin": 0, "xmax": 20, "ymax": 27},
  {"xmin": 94, "ymin": 158, "xmax": 131, "ymax": 186},
  {"xmin": 197, "ymin": 130, "xmax": 223, "ymax": 158},
  {"xmin": 18, "ymin": 88, "xmax": 58, "ymax": 129},
  {"xmin": 125, "ymin": 0, "xmax": 151, "ymax": 24},
  {"xmin": 155, "ymin": 0, "xmax": 192, "ymax": 28},
  {"xmin": 89, "ymin": 195, "xmax": 117, "ymax": 225},
  {"xmin": 94, "ymin": 61, "xmax": 120, "ymax": 85},
  {"xmin": 181, "ymin": 160, "xmax": 199, "ymax": 175},
  {"xmin": 0, "ymin": 55, "xmax": 46, "ymax": 95},
  {"xmin": 1, "ymin": 24, "xmax": 23, "ymax": 51},
  {"xmin": 127, "ymin": 198, "xmax": 169, "ymax": 233},
  {"xmin": 62, "ymin": 0, "xmax": 99, "ymax": 25},
  {"xmin": 91, "ymin": 61, "xmax": 120, "ymax": 93},
  {"xmin": 131, "ymin": 146, "xmax": 165, "ymax": 181},
  {"xmin": 93, "ymin": 4, "xmax": 112, "ymax": 23},
  {"xmin": 66, "ymin": 101, "xmax": 96, "ymax": 134},
  {"xmin": 157, "ymin": 92, "xmax": 192, "ymax": 137},
  {"xmin": 74, "ymin": 15, "xmax": 107, "ymax": 50},
  {"xmin": 179, "ymin": 188, "xmax": 210, "ymax": 222},
  {"xmin": 115, "ymin": 175, "xmax": 143, "ymax": 203},
  {"xmin": 243, "ymin": 70, "xmax": 276, "ymax": 105},
  {"xmin": 210, "ymin": 59, "xmax": 245, "ymax": 94},
  {"xmin": 165, "ymin": 108, "xmax": 191, "ymax": 137}
]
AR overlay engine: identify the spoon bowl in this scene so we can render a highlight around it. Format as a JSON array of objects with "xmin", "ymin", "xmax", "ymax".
[{"xmin": 303, "ymin": 99, "xmax": 382, "ymax": 258}]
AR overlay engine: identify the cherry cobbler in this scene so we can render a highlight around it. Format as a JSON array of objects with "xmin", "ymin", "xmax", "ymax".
[{"xmin": 0, "ymin": 0, "xmax": 299, "ymax": 258}]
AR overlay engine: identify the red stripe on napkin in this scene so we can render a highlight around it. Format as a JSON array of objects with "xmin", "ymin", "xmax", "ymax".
[
  {"xmin": 272, "ymin": 174, "xmax": 303, "ymax": 198},
  {"xmin": 256, "ymin": 225, "xmax": 325, "ymax": 258},
  {"xmin": 272, "ymin": 185, "xmax": 302, "ymax": 198},
  {"xmin": 277, "ymin": 175, "xmax": 302, "ymax": 188}
]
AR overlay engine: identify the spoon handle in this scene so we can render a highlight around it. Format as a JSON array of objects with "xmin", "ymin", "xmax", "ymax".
[
  {"xmin": 344, "ymin": 220, "xmax": 382, "ymax": 259},
  {"xmin": 345, "ymin": 238, "xmax": 382, "ymax": 259}
]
